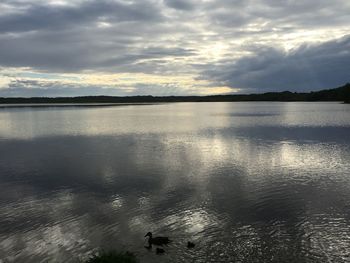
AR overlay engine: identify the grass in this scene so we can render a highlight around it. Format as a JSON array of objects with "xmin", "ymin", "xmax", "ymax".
[{"xmin": 85, "ymin": 251, "xmax": 139, "ymax": 263}]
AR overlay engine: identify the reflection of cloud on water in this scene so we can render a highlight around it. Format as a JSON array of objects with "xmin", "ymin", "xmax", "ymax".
[
  {"xmin": 160, "ymin": 209, "xmax": 222, "ymax": 235},
  {"xmin": 0, "ymin": 188, "xmax": 91, "ymax": 262},
  {"xmin": 0, "ymin": 103, "xmax": 231, "ymax": 140},
  {"xmin": 111, "ymin": 195, "xmax": 123, "ymax": 209},
  {"xmin": 0, "ymin": 102, "xmax": 350, "ymax": 262},
  {"xmin": 0, "ymin": 131, "xmax": 235, "ymax": 261},
  {"xmin": 1, "ymin": 102, "xmax": 350, "ymax": 140},
  {"xmin": 299, "ymin": 215, "xmax": 350, "ymax": 262}
]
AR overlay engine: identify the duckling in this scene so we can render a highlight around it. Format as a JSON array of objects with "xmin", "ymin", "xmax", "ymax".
[
  {"xmin": 156, "ymin": 248, "xmax": 165, "ymax": 254},
  {"xmin": 144, "ymin": 232, "xmax": 171, "ymax": 246},
  {"xmin": 187, "ymin": 241, "xmax": 195, "ymax": 248}
]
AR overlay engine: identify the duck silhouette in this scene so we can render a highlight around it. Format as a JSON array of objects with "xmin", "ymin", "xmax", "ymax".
[
  {"xmin": 187, "ymin": 241, "xmax": 195, "ymax": 248},
  {"xmin": 144, "ymin": 232, "xmax": 171, "ymax": 246}
]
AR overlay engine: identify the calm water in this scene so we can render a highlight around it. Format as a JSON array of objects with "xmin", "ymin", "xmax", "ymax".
[{"xmin": 0, "ymin": 102, "xmax": 350, "ymax": 262}]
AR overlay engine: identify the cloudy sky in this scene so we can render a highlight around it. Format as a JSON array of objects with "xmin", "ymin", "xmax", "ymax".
[{"xmin": 0, "ymin": 0, "xmax": 349, "ymax": 97}]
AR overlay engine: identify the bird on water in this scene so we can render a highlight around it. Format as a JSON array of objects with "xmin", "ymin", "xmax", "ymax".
[
  {"xmin": 144, "ymin": 232, "xmax": 171, "ymax": 246},
  {"xmin": 187, "ymin": 241, "xmax": 195, "ymax": 248}
]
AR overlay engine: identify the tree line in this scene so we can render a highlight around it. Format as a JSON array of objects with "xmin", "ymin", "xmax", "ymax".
[{"xmin": 1, "ymin": 83, "xmax": 349, "ymax": 104}]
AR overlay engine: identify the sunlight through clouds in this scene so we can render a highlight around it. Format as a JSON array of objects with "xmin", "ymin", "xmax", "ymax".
[{"xmin": 0, "ymin": 0, "xmax": 349, "ymax": 96}]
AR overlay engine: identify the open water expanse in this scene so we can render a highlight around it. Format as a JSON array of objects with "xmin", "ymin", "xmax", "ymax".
[{"xmin": 0, "ymin": 102, "xmax": 350, "ymax": 262}]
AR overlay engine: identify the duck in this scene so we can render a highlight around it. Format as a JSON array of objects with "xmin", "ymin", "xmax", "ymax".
[
  {"xmin": 187, "ymin": 241, "xmax": 195, "ymax": 248},
  {"xmin": 144, "ymin": 232, "xmax": 171, "ymax": 246}
]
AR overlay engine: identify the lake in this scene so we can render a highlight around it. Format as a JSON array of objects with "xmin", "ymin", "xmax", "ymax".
[{"xmin": 0, "ymin": 102, "xmax": 350, "ymax": 262}]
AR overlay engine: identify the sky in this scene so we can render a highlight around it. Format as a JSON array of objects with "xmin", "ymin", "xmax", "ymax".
[{"xmin": 0, "ymin": 0, "xmax": 349, "ymax": 97}]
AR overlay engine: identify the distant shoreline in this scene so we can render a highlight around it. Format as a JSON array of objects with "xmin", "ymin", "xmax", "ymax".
[
  {"xmin": 0, "ymin": 101, "xmax": 346, "ymax": 109},
  {"xmin": 0, "ymin": 102, "xmax": 155, "ymax": 108},
  {"xmin": 0, "ymin": 83, "xmax": 349, "ymax": 105}
]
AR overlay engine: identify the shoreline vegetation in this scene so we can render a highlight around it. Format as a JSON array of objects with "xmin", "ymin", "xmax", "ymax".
[
  {"xmin": 0, "ymin": 83, "xmax": 349, "ymax": 105},
  {"xmin": 85, "ymin": 251, "xmax": 139, "ymax": 263}
]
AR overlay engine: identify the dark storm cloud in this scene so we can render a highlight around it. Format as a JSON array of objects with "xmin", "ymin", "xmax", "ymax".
[{"xmin": 201, "ymin": 35, "xmax": 350, "ymax": 92}]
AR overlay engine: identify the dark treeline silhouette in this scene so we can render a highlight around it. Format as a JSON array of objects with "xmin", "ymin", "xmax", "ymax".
[{"xmin": 1, "ymin": 83, "xmax": 349, "ymax": 104}]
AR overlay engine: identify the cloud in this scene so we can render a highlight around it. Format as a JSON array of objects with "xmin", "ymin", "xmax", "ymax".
[
  {"xmin": 0, "ymin": 0, "xmax": 349, "ymax": 95},
  {"xmin": 0, "ymin": 80, "xmax": 138, "ymax": 97},
  {"xmin": 0, "ymin": 72, "xmax": 219, "ymax": 97},
  {"xmin": 0, "ymin": 0, "xmax": 163, "ymax": 33},
  {"xmin": 163, "ymin": 0, "xmax": 194, "ymax": 11},
  {"xmin": 0, "ymin": 30, "xmax": 196, "ymax": 72},
  {"xmin": 200, "ymin": 35, "xmax": 350, "ymax": 92}
]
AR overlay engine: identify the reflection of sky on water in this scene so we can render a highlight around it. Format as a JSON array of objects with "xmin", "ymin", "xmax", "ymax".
[
  {"xmin": 1, "ymin": 102, "xmax": 350, "ymax": 139},
  {"xmin": 0, "ymin": 102, "xmax": 350, "ymax": 262}
]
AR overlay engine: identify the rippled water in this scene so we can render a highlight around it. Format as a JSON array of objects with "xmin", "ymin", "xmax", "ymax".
[{"xmin": 0, "ymin": 102, "xmax": 350, "ymax": 262}]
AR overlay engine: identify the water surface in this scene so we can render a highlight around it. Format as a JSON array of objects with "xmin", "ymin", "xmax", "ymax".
[{"xmin": 0, "ymin": 102, "xmax": 350, "ymax": 262}]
